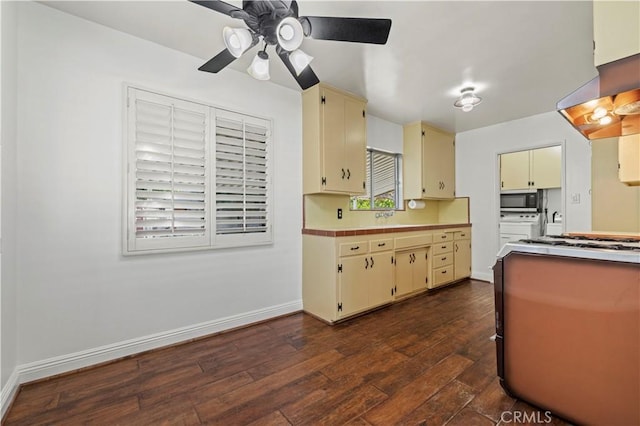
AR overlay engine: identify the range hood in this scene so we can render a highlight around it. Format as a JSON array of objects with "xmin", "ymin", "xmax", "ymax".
[{"xmin": 557, "ymin": 53, "xmax": 640, "ymax": 140}]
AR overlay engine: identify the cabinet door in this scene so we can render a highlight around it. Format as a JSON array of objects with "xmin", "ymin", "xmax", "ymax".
[
  {"xmin": 338, "ymin": 256, "xmax": 368, "ymax": 317},
  {"xmin": 321, "ymin": 87, "xmax": 346, "ymax": 192},
  {"xmin": 422, "ymin": 127, "xmax": 455, "ymax": 198},
  {"xmin": 369, "ymin": 253, "xmax": 393, "ymax": 307},
  {"xmin": 343, "ymin": 97, "xmax": 367, "ymax": 194},
  {"xmin": 429, "ymin": 130, "xmax": 455, "ymax": 198},
  {"xmin": 394, "ymin": 251, "xmax": 415, "ymax": 297},
  {"xmin": 454, "ymin": 240, "xmax": 471, "ymax": 280},
  {"xmin": 500, "ymin": 151, "xmax": 530, "ymax": 190},
  {"xmin": 531, "ymin": 146, "xmax": 561, "ymax": 189},
  {"xmin": 619, "ymin": 134, "xmax": 640, "ymax": 185},
  {"xmin": 411, "ymin": 248, "xmax": 429, "ymax": 291}
]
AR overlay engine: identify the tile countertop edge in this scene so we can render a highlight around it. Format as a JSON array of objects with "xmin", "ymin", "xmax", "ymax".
[{"xmin": 301, "ymin": 223, "xmax": 471, "ymax": 237}]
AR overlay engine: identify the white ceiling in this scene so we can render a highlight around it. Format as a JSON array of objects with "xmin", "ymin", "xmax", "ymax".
[{"xmin": 42, "ymin": 0, "xmax": 598, "ymax": 133}]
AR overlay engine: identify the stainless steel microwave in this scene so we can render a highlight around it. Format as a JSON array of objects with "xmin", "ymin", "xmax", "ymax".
[{"xmin": 500, "ymin": 190, "xmax": 542, "ymax": 212}]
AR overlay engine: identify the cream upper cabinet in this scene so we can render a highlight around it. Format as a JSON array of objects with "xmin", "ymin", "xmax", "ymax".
[
  {"xmin": 302, "ymin": 83, "xmax": 366, "ymax": 195},
  {"xmin": 500, "ymin": 151, "xmax": 530, "ymax": 191},
  {"xmin": 593, "ymin": 0, "xmax": 640, "ymax": 66},
  {"xmin": 403, "ymin": 122, "xmax": 455, "ymax": 199},
  {"xmin": 500, "ymin": 146, "xmax": 561, "ymax": 190},
  {"xmin": 619, "ymin": 135, "xmax": 640, "ymax": 186}
]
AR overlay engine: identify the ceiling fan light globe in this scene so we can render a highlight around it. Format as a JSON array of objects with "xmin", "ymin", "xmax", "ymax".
[
  {"xmin": 290, "ymin": 49, "xmax": 314, "ymax": 75},
  {"xmin": 276, "ymin": 17, "xmax": 304, "ymax": 51},
  {"xmin": 247, "ymin": 51, "xmax": 270, "ymax": 81},
  {"xmin": 462, "ymin": 104, "xmax": 474, "ymax": 112},
  {"xmin": 223, "ymin": 27, "xmax": 254, "ymax": 58}
]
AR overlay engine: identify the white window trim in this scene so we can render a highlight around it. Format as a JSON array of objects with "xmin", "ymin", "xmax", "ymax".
[{"xmin": 123, "ymin": 85, "xmax": 274, "ymax": 255}]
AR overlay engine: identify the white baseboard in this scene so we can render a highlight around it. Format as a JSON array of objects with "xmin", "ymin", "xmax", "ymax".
[
  {"xmin": 472, "ymin": 270, "xmax": 494, "ymax": 283},
  {"xmin": 12, "ymin": 299, "xmax": 302, "ymax": 389},
  {"xmin": 1, "ymin": 369, "xmax": 19, "ymax": 420}
]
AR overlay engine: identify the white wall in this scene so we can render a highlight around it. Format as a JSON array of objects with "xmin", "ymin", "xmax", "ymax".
[
  {"xmin": 14, "ymin": 2, "xmax": 302, "ymax": 373},
  {"xmin": 456, "ymin": 111, "xmax": 592, "ymax": 281},
  {"xmin": 1, "ymin": 0, "xmax": 19, "ymax": 412},
  {"xmin": 367, "ymin": 114, "xmax": 403, "ymax": 153}
]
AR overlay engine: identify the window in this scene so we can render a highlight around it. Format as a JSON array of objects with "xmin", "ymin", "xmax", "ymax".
[
  {"xmin": 125, "ymin": 87, "xmax": 272, "ymax": 254},
  {"xmin": 351, "ymin": 148, "xmax": 402, "ymax": 210}
]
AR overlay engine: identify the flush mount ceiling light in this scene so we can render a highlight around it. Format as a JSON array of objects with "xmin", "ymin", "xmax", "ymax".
[
  {"xmin": 454, "ymin": 87, "xmax": 482, "ymax": 112},
  {"xmin": 189, "ymin": 0, "xmax": 392, "ymax": 89}
]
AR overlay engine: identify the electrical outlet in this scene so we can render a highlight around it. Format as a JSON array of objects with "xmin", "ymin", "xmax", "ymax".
[
  {"xmin": 337, "ymin": 208, "xmax": 342, "ymax": 219},
  {"xmin": 571, "ymin": 193, "xmax": 581, "ymax": 204}
]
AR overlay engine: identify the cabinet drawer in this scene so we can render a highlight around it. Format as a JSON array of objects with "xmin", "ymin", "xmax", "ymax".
[
  {"xmin": 433, "ymin": 253, "xmax": 453, "ymax": 268},
  {"xmin": 454, "ymin": 230, "xmax": 470, "ymax": 240},
  {"xmin": 370, "ymin": 238, "xmax": 394, "ymax": 253},
  {"xmin": 433, "ymin": 232, "xmax": 453, "ymax": 242},
  {"xmin": 395, "ymin": 234, "xmax": 433, "ymax": 250},
  {"xmin": 433, "ymin": 266, "xmax": 454, "ymax": 286},
  {"xmin": 339, "ymin": 241, "xmax": 368, "ymax": 257},
  {"xmin": 433, "ymin": 241, "xmax": 453, "ymax": 255}
]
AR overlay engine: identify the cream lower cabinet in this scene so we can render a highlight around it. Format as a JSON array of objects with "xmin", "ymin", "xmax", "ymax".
[
  {"xmin": 394, "ymin": 248, "xmax": 430, "ymax": 298},
  {"xmin": 394, "ymin": 232, "xmax": 433, "ymax": 298},
  {"xmin": 453, "ymin": 230, "xmax": 472, "ymax": 280},
  {"xmin": 431, "ymin": 232, "xmax": 454, "ymax": 288},
  {"xmin": 430, "ymin": 228, "xmax": 472, "ymax": 288},
  {"xmin": 303, "ymin": 234, "xmax": 393, "ymax": 323},
  {"xmin": 302, "ymin": 227, "xmax": 471, "ymax": 323},
  {"xmin": 339, "ymin": 251, "xmax": 394, "ymax": 318}
]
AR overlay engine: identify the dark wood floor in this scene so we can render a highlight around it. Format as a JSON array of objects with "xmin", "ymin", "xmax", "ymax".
[{"xmin": 4, "ymin": 280, "xmax": 569, "ymax": 425}]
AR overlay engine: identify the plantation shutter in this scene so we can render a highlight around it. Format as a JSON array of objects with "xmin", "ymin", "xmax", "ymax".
[
  {"xmin": 127, "ymin": 88, "xmax": 210, "ymax": 252},
  {"xmin": 214, "ymin": 110, "xmax": 271, "ymax": 244},
  {"xmin": 371, "ymin": 150, "xmax": 396, "ymax": 196}
]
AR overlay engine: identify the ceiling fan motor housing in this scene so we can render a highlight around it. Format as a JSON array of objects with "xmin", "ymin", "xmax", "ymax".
[{"xmin": 242, "ymin": 1, "xmax": 297, "ymax": 46}]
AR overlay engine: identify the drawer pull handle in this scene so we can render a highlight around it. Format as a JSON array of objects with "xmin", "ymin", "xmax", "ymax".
[
  {"xmin": 365, "ymin": 257, "xmax": 369, "ymax": 269},
  {"xmin": 441, "ymin": 257, "xmax": 447, "ymax": 261},
  {"xmin": 441, "ymin": 245, "xmax": 447, "ymax": 249},
  {"xmin": 441, "ymin": 270, "xmax": 447, "ymax": 274},
  {"xmin": 342, "ymin": 168, "xmax": 346, "ymax": 179},
  {"xmin": 370, "ymin": 257, "xmax": 374, "ymax": 267},
  {"xmin": 351, "ymin": 246, "xmax": 360, "ymax": 251},
  {"xmin": 441, "ymin": 235, "xmax": 447, "ymax": 239},
  {"xmin": 377, "ymin": 243, "xmax": 386, "ymax": 247}
]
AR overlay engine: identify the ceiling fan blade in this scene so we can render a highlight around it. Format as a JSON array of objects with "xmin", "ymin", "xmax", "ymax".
[
  {"xmin": 301, "ymin": 16, "xmax": 392, "ymax": 44},
  {"xmin": 198, "ymin": 49, "xmax": 237, "ymax": 73},
  {"xmin": 277, "ymin": 48, "xmax": 320, "ymax": 90},
  {"xmin": 189, "ymin": 0, "xmax": 245, "ymax": 17}
]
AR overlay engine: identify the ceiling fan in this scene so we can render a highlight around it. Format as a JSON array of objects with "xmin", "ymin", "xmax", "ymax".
[{"xmin": 189, "ymin": 0, "xmax": 392, "ymax": 90}]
